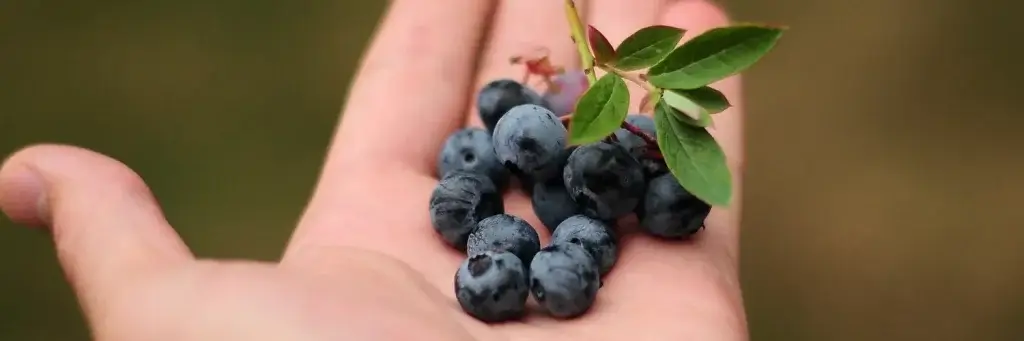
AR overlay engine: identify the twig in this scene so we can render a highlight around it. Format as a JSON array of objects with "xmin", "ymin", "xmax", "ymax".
[
  {"xmin": 561, "ymin": 114, "xmax": 661, "ymax": 155},
  {"xmin": 562, "ymin": 0, "xmax": 662, "ymax": 162},
  {"xmin": 564, "ymin": 0, "xmax": 596, "ymax": 85},
  {"xmin": 621, "ymin": 121, "xmax": 658, "ymax": 146},
  {"xmin": 644, "ymin": 149, "xmax": 664, "ymax": 160}
]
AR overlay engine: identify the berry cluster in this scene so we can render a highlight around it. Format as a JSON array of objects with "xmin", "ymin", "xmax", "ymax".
[{"xmin": 429, "ymin": 75, "xmax": 711, "ymax": 322}]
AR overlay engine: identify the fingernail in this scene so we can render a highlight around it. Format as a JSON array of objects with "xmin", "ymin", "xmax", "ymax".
[
  {"xmin": 0, "ymin": 165, "xmax": 50, "ymax": 227},
  {"xmin": 35, "ymin": 184, "xmax": 51, "ymax": 226}
]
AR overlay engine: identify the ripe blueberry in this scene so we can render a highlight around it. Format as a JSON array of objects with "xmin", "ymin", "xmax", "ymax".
[
  {"xmin": 542, "ymin": 70, "xmax": 588, "ymax": 116},
  {"xmin": 613, "ymin": 114, "xmax": 667, "ymax": 178},
  {"xmin": 429, "ymin": 172, "xmax": 504, "ymax": 250},
  {"xmin": 492, "ymin": 104, "xmax": 567, "ymax": 179},
  {"xmin": 437, "ymin": 127, "xmax": 510, "ymax": 190},
  {"xmin": 613, "ymin": 114, "xmax": 655, "ymax": 157},
  {"xmin": 455, "ymin": 251, "xmax": 529, "ymax": 322},
  {"xmin": 637, "ymin": 173, "xmax": 711, "ymax": 239},
  {"xmin": 529, "ymin": 243, "xmax": 601, "ymax": 319},
  {"xmin": 467, "ymin": 214, "xmax": 542, "ymax": 267},
  {"xmin": 530, "ymin": 146, "xmax": 579, "ymax": 231},
  {"xmin": 562, "ymin": 142, "xmax": 646, "ymax": 221},
  {"xmin": 551, "ymin": 215, "xmax": 617, "ymax": 275},
  {"xmin": 531, "ymin": 177, "xmax": 581, "ymax": 233},
  {"xmin": 478, "ymin": 79, "xmax": 547, "ymax": 133}
]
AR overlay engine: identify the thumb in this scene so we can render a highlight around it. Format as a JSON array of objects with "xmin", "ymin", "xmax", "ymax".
[{"xmin": 0, "ymin": 144, "xmax": 193, "ymax": 312}]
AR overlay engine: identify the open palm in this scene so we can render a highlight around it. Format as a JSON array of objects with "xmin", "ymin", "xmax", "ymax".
[{"xmin": 0, "ymin": 1, "xmax": 748, "ymax": 340}]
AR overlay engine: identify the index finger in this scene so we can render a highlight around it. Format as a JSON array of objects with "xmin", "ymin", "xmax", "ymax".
[{"xmin": 324, "ymin": 0, "xmax": 496, "ymax": 176}]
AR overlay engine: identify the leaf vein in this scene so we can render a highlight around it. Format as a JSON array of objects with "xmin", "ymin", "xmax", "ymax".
[{"xmin": 617, "ymin": 36, "xmax": 676, "ymax": 64}]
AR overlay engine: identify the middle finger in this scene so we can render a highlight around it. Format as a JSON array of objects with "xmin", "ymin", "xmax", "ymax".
[
  {"xmin": 588, "ymin": 0, "xmax": 665, "ymax": 112},
  {"xmin": 465, "ymin": 0, "xmax": 588, "ymax": 128}
]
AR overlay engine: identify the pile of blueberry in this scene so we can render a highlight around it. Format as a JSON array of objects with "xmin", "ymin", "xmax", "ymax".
[{"xmin": 429, "ymin": 72, "xmax": 712, "ymax": 322}]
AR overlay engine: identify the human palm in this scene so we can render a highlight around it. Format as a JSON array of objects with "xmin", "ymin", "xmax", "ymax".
[{"xmin": 0, "ymin": 1, "xmax": 748, "ymax": 340}]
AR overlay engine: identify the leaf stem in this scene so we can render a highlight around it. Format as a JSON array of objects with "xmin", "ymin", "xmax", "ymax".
[
  {"xmin": 564, "ymin": 0, "xmax": 596, "ymax": 85},
  {"xmin": 560, "ymin": 114, "xmax": 571, "ymax": 126},
  {"xmin": 600, "ymin": 65, "xmax": 658, "ymax": 93}
]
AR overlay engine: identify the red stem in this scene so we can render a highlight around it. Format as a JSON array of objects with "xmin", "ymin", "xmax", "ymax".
[
  {"xmin": 561, "ymin": 114, "xmax": 664, "ymax": 160},
  {"xmin": 644, "ymin": 149, "xmax": 664, "ymax": 160},
  {"xmin": 620, "ymin": 121, "xmax": 658, "ymax": 146}
]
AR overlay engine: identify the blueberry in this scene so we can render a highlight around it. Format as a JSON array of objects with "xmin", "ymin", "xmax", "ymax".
[
  {"xmin": 467, "ymin": 214, "xmax": 541, "ymax": 267},
  {"xmin": 520, "ymin": 145, "xmax": 574, "ymax": 197},
  {"xmin": 478, "ymin": 79, "xmax": 548, "ymax": 133},
  {"xmin": 437, "ymin": 127, "xmax": 510, "ymax": 190},
  {"xmin": 529, "ymin": 243, "xmax": 601, "ymax": 319},
  {"xmin": 492, "ymin": 104, "xmax": 568, "ymax": 179},
  {"xmin": 455, "ymin": 251, "xmax": 529, "ymax": 322},
  {"xmin": 542, "ymin": 70, "xmax": 588, "ymax": 116},
  {"xmin": 551, "ymin": 215, "xmax": 617, "ymax": 275},
  {"xmin": 613, "ymin": 114, "xmax": 667, "ymax": 178},
  {"xmin": 531, "ymin": 177, "xmax": 580, "ymax": 233},
  {"xmin": 517, "ymin": 175, "xmax": 537, "ymax": 196},
  {"xmin": 528, "ymin": 146, "xmax": 578, "ymax": 230},
  {"xmin": 562, "ymin": 142, "xmax": 646, "ymax": 221},
  {"xmin": 626, "ymin": 114, "xmax": 656, "ymax": 133},
  {"xmin": 429, "ymin": 172, "xmax": 504, "ymax": 250},
  {"xmin": 613, "ymin": 115, "xmax": 655, "ymax": 157},
  {"xmin": 638, "ymin": 173, "xmax": 711, "ymax": 238}
]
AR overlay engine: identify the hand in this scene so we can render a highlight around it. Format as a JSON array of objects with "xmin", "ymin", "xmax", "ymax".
[{"xmin": 0, "ymin": 1, "xmax": 746, "ymax": 340}]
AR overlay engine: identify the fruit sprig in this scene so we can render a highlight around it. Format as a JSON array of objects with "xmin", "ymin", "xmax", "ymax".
[
  {"xmin": 427, "ymin": 2, "xmax": 785, "ymax": 324},
  {"xmin": 563, "ymin": 0, "xmax": 784, "ymax": 207}
]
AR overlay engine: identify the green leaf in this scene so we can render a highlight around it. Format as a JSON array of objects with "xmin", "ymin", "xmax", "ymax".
[
  {"xmin": 611, "ymin": 25, "xmax": 684, "ymax": 71},
  {"xmin": 569, "ymin": 73, "xmax": 630, "ymax": 145},
  {"xmin": 588, "ymin": 25, "xmax": 617, "ymax": 65},
  {"xmin": 661, "ymin": 90, "xmax": 712, "ymax": 127},
  {"xmin": 647, "ymin": 24, "xmax": 785, "ymax": 89},
  {"xmin": 672, "ymin": 86, "xmax": 731, "ymax": 114},
  {"xmin": 654, "ymin": 104, "xmax": 732, "ymax": 206}
]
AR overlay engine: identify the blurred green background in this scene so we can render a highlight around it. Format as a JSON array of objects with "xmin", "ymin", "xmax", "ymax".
[{"xmin": 0, "ymin": 0, "xmax": 1020, "ymax": 340}]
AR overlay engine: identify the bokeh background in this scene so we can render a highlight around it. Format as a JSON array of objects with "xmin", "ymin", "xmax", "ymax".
[{"xmin": 1, "ymin": 1, "xmax": 1020, "ymax": 340}]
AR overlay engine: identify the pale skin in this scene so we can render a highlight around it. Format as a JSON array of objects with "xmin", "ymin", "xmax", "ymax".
[{"xmin": 0, "ymin": 1, "xmax": 748, "ymax": 340}]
